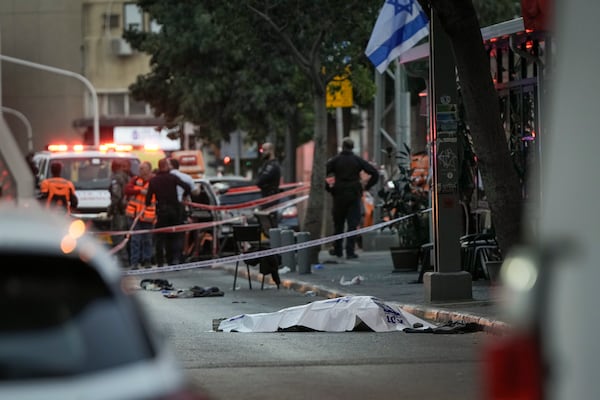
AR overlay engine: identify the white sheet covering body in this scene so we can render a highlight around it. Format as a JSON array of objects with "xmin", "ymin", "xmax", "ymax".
[{"xmin": 218, "ymin": 296, "xmax": 436, "ymax": 332}]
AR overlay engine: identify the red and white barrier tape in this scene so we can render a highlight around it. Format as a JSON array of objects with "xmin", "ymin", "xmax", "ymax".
[
  {"xmin": 259, "ymin": 195, "xmax": 309, "ymax": 214},
  {"xmin": 99, "ymin": 188, "xmax": 310, "ymax": 255},
  {"xmin": 184, "ymin": 183, "xmax": 309, "ymax": 211},
  {"xmin": 99, "ymin": 215, "xmax": 246, "ymax": 238}
]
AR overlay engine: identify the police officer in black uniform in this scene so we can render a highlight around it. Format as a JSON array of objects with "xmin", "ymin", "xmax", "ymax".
[
  {"xmin": 326, "ymin": 137, "xmax": 378, "ymax": 259},
  {"xmin": 255, "ymin": 142, "xmax": 281, "ymax": 209}
]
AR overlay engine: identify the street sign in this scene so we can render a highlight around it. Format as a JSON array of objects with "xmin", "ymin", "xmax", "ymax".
[{"xmin": 326, "ymin": 76, "xmax": 353, "ymax": 108}]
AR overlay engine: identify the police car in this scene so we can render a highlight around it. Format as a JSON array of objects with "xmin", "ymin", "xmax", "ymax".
[{"xmin": 32, "ymin": 144, "xmax": 141, "ymax": 229}]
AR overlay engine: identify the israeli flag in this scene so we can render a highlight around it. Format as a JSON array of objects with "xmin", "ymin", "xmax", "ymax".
[{"xmin": 365, "ymin": 0, "xmax": 430, "ymax": 74}]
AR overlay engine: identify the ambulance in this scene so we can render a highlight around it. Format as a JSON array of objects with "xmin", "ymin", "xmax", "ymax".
[{"xmin": 32, "ymin": 144, "xmax": 140, "ymax": 229}]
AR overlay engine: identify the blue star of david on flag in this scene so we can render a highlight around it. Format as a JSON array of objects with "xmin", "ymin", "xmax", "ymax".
[
  {"xmin": 387, "ymin": 0, "xmax": 412, "ymax": 15},
  {"xmin": 365, "ymin": 0, "xmax": 429, "ymax": 73}
]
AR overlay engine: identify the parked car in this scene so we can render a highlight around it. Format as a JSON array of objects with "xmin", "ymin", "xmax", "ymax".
[
  {"xmin": 482, "ymin": 2, "xmax": 600, "ymax": 399},
  {"xmin": 205, "ymin": 175, "xmax": 304, "ymax": 232},
  {"xmin": 184, "ymin": 178, "xmax": 223, "ymax": 259},
  {"xmin": 0, "ymin": 202, "xmax": 210, "ymax": 400}
]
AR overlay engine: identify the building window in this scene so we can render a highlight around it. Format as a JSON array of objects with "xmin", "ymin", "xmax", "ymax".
[
  {"xmin": 102, "ymin": 13, "xmax": 120, "ymax": 29},
  {"xmin": 128, "ymin": 97, "xmax": 148, "ymax": 115},
  {"xmin": 124, "ymin": 3, "xmax": 143, "ymax": 31},
  {"xmin": 99, "ymin": 93, "xmax": 150, "ymax": 117},
  {"xmin": 107, "ymin": 94, "xmax": 125, "ymax": 115}
]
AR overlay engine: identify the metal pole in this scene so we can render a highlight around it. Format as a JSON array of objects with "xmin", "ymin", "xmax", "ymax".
[
  {"xmin": 1, "ymin": 106, "xmax": 32, "ymax": 152},
  {"xmin": 0, "ymin": 54, "xmax": 100, "ymax": 146},
  {"xmin": 336, "ymin": 107, "xmax": 343, "ymax": 151},
  {"xmin": 0, "ymin": 35, "xmax": 35, "ymax": 200},
  {"xmin": 395, "ymin": 59, "xmax": 411, "ymax": 158},
  {"xmin": 373, "ymin": 71, "xmax": 384, "ymax": 166},
  {"xmin": 423, "ymin": 9, "xmax": 472, "ymax": 302}
]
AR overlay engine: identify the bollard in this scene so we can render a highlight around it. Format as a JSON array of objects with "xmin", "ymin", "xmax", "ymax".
[
  {"xmin": 295, "ymin": 231, "xmax": 311, "ymax": 274},
  {"xmin": 269, "ymin": 228, "xmax": 282, "ymax": 249},
  {"xmin": 280, "ymin": 229, "xmax": 296, "ymax": 272}
]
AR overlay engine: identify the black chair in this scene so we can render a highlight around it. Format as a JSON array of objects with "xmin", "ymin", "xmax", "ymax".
[
  {"xmin": 460, "ymin": 232, "xmax": 501, "ymax": 280},
  {"xmin": 232, "ymin": 224, "xmax": 266, "ymax": 290},
  {"xmin": 254, "ymin": 210, "xmax": 280, "ymax": 244}
]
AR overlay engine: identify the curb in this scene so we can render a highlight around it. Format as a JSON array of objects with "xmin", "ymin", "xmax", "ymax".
[{"xmin": 216, "ymin": 264, "xmax": 511, "ymax": 335}]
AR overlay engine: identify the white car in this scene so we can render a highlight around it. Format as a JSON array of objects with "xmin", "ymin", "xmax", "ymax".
[
  {"xmin": 0, "ymin": 202, "xmax": 210, "ymax": 400},
  {"xmin": 32, "ymin": 145, "xmax": 141, "ymax": 229}
]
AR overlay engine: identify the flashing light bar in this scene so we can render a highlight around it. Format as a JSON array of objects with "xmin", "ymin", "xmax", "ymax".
[
  {"xmin": 99, "ymin": 143, "xmax": 133, "ymax": 152},
  {"xmin": 47, "ymin": 144, "xmax": 69, "ymax": 152},
  {"xmin": 47, "ymin": 143, "xmax": 134, "ymax": 153}
]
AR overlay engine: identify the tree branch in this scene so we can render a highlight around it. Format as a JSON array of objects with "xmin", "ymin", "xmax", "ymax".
[{"xmin": 246, "ymin": 5, "xmax": 312, "ymax": 73}]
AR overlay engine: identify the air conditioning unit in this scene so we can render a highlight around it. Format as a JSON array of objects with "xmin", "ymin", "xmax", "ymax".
[{"xmin": 111, "ymin": 38, "xmax": 133, "ymax": 56}]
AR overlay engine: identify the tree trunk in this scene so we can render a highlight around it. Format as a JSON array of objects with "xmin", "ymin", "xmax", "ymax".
[
  {"xmin": 430, "ymin": 0, "xmax": 523, "ymax": 255},
  {"xmin": 302, "ymin": 93, "xmax": 328, "ymax": 264}
]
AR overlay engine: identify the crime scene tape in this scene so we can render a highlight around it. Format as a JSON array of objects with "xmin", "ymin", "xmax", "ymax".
[
  {"xmin": 260, "ymin": 195, "xmax": 309, "ymax": 214},
  {"xmin": 96, "ymin": 185, "xmax": 309, "ymax": 254},
  {"xmin": 100, "ymin": 215, "xmax": 246, "ymax": 238},
  {"xmin": 99, "ymin": 195, "xmax": 309, "ymax": 241},
  {"xmin": 122, "ymin": 208, "xmax": 431, "ymax": 276},
  {"xmin": 98, "ymin": 185, "xmax": 310, "ymax": 236},
  {"xmin": 184, "ymin": 183, "xmax": 309, "ymax": 211}
]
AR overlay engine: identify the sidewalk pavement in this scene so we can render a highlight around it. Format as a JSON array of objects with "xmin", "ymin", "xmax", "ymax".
[{"xmin": 217, "ymin": 249, "xmax": 510, "ymax": 334}]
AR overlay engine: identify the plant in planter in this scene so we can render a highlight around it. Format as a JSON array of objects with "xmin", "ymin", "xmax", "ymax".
[{"xmin": 380, "ymin": 145, "xmax": 430, "ymax": 271}]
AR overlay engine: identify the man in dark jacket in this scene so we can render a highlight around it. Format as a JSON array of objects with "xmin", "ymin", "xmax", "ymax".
[
  {"xmin": 108, "ymin": 159, "xmax": 131, "ymax": 266},
  {"xmin": 256, "ymin": 142, "xmax": 281, "ymax": 195},
  {"xmin": 326, "ymin": 137, "xmax": 379, "ymax": 259},
  {"xmin": 146, "ymin": 158, "xmax": 192, "ymax": 266}
]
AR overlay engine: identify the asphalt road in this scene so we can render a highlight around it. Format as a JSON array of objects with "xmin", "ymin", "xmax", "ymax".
[{"xmin": 133, "ymin": 268, "xmax": 491, "ymax": 400}]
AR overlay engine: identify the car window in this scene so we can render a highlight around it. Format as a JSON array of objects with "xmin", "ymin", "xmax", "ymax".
[
  {"xmin": 0, "ymin": 254, "xmax": 154, "ymax": 380},
  {"xmin": 219, "ymin": 190, "xmax": 262, "ymax": 205},
  {"xmin": 48, "ymin": 157, "xmax": 140, "ymax": 190},
  {"xmin": 189, "ymin": 181, "xmax": 219, "ymax": 222}
]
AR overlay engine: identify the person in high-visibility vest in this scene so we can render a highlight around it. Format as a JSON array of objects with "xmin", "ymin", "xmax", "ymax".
[
  {"xmin": 125, "ymin": 161, "xmax": 156, "ymax": 269},
  {"xmin": 38, "ymin": 161, "xmax": 78, "ymax": 215}
]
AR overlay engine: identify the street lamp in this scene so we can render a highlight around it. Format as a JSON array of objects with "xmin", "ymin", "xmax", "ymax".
[
  {"xmin": 0, "ymin": 54, "xmax": 100, "ymax": 146},
  {"xmin": 1, "ymin": 106, "xmax": 32, "ymax": 153}
]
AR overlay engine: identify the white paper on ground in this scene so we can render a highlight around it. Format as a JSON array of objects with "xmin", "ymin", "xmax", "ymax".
[{"xmin": 218, "ymin": 296, "xmax": 436, "ymax": 333}]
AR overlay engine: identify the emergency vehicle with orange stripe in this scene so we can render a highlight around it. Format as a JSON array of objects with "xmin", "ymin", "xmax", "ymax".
[{"xmin": 32, "ymin": 144, "xmax": 141, "ymax": 229}]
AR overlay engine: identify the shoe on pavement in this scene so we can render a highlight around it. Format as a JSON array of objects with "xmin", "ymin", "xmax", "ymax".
[
  {"xmin": 346, "ymin": 254, "xmax": 359, "ymax": 260},
  {"xmin": 329, "ymin": 248, "xmax": 343, "ymax": 257}
]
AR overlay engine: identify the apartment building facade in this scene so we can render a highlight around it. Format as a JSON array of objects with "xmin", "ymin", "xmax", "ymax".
[{"xmin": 0, "ymin": 1, "xmax": 168, "ymax": 153}]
